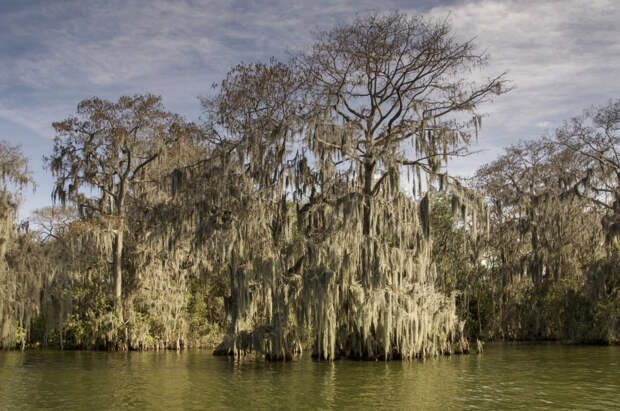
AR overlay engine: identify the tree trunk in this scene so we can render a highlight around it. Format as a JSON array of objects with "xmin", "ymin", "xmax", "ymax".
[
  {"xmin": 477, "ymin": 296, "xmax": 482, "ymax": 336},
  {"xmin": 362, "ymin": 161, "xmax": 375, "ymax": 236},
  {"xmin": 114, "ymin": 184, "xmax": 126, "ymax": 321},
  {"xmin": 113, "ymin": 229, "xmax": 123, "ymax": 318}
]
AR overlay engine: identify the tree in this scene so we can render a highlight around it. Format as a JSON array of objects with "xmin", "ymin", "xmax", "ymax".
[
  {"xmin": 554, "ymin": 99, "xmax": 620, "ymax": 245},
  {"xmin": 475, "ymin": 138, "xmax": 608, "ymax": 341},
  {"xmin": 429, "ymin": 192, "xmax": 485, "ymax": 338},
  {"xmin": 30, "ymin": 205, "xmax": 77, "ymax": 245},
  {"xmin": 201, "ymin": 13, "xmax": 506, "ymax": 360},
  {"xmin": 47, "ymin": 94, "xmax": 187, "ymax": 319},
  {"xmin": 292, "ymin": 12, "xmax": 506, "ymax": 359},
  {"xmin": 0, "ymin": 141, "xmax": 35, "ymax": 349},
  {"xmin": 199, "ymin": 60, "xmax": 307, "ymax": 359}
]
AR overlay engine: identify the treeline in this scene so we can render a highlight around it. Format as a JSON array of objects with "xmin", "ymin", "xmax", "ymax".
[
  {"xmin": 432, "ymin": 102, "xmax": 620, "ymax": 343},
  {"xmin": 0, "ymin": 13, "xmax": 617, "ymax": 357}
]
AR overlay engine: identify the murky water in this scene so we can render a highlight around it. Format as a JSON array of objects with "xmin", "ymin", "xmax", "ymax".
[{"xmin": 1, "ymin": 343, "xmax": 619, "ymax": 409}]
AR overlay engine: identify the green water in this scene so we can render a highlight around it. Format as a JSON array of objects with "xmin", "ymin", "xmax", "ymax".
[{"xmin": 0, "ymin": 343, "xmax": 618, "ymax": 410}]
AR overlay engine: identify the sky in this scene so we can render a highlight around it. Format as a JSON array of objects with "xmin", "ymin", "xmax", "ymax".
[{"xmin": 1, "ymin": 0, "xmax": 619, "ymax": 218}]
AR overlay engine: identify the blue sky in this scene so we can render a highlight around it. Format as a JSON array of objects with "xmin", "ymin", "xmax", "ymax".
[{"xmin": 1, "ymin": 0, "xmax": 619, "ymax": 218}]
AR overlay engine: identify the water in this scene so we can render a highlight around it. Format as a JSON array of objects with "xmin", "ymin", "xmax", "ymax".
[{"xmin": 1, "ymin": 343, "xmax": 619, "ymax": 410}]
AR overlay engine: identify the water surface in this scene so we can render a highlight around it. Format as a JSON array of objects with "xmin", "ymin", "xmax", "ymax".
[{"xmin": 1, "ymin": 343, "xmax": 619, "ymax": 409}]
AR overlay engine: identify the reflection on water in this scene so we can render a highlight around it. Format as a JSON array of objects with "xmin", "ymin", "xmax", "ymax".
[{"xmin": 1, "ymin": 343, "xmax": 619, "ymax": 409}]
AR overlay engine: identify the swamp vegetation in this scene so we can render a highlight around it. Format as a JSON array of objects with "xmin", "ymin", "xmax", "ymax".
[{"xmin": 0, "ymin": 13, "xmax": 618, "ymax": 359}]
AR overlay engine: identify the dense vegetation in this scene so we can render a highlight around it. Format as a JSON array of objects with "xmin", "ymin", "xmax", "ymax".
[{"xmin": 0, "ymin": 13, "xmax": 617, "ymax": 357}]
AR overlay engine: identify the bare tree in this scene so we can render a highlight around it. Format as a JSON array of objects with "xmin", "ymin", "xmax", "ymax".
[
  {"xmin": 30, "ymin": 205, "xmax": 77, "ymax": 245},
  {"xmin": 300, "ymin": 12, "xmax": 506, "ymax": 235}
]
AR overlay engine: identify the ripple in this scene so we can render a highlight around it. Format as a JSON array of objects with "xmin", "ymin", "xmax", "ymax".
[{"xmin": 0, "ymin": 345, "xmax": 619, "ymax": 409}]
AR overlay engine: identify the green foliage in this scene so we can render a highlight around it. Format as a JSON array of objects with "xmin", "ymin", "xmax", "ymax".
[
  {"xmin": 543, "ymin": 278, "xmax": 593, "ymax": 341},
  {"xmin": 63, "ymin": 265, "xmax": 117, "ymax": 349},
  {"xmin": 593, "ymin": 289, "xmax": 620, "ymax": 344}
]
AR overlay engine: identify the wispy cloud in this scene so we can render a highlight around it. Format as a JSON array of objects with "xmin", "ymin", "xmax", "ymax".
[
  {"xmin": 0, "ymin": 0, "xmax": 618, "ymax": 212},
  {"xmin": 422, "ymin": 0, "xmax": 620, "ymax": 175},
  {"xmin": 0, "ymin": 0, "xmax": 457, "ymax": 137}
]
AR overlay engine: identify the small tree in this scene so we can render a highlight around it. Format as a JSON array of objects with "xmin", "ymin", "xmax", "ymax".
[{"xmin": 30, "ymin": 205, "xmax": 77, "ymax": 245}]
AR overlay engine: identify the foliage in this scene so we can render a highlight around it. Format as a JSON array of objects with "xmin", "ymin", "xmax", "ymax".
[
  {"xmin": 197, "ymin": 12, "xmax": 506, "ymax": 360},
  {"xmin": 471, "ymin": 102, "xmax": 620, "ymax": 343},
  {"xmin": 0, "ymin": 141, "xmax": 35, "ymax": 349}
]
